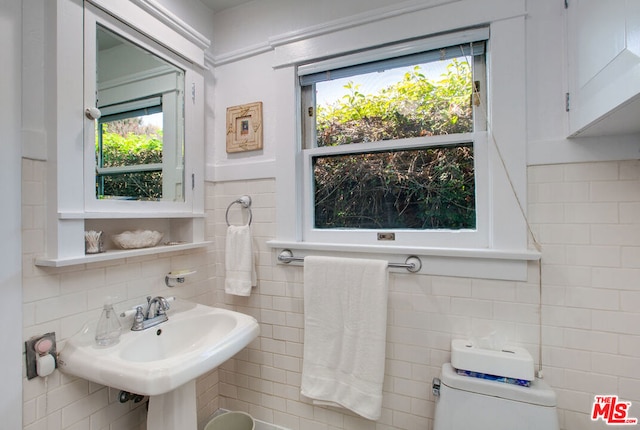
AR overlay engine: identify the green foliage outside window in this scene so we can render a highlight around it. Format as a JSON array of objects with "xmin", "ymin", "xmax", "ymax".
[
  {"xmin": 97, "ymin": 118, "xmax": 163, "ymax": 200},
  {"xmin": 313, "ymin": 59, "xmax": 476, "ymax": 230}
]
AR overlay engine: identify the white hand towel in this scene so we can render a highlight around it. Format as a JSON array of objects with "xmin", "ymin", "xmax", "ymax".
[
  {"xmin": 301, "ymin": 256, "xmax": 388, "ymax": 421},
  {"xmin": 224, "ymin": 225, "xmax": 256, "ymax": 296}
]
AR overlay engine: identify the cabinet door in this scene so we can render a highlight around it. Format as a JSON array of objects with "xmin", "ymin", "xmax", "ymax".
[{"xmin": 567, "ymin": 0, "xmax": 640, "ymax": 136}]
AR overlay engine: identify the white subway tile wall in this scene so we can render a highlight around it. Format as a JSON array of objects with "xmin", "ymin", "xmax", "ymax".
[
  {"xmin": 530, "ymin": 161, "xmax": 640, "ymax": 430},
  {"xmin": 22, "ymin": 159, "xmax": 640, "ymax": 429},
  {"xmin": 211, "ymin": 179, "xmax": 542, "ymax": 430},
  {"xmin": 22, "ymin": 159, "xmax": 219, "ymax": 430}
]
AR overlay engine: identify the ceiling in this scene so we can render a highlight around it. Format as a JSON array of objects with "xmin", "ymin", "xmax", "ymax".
[{"xmin": 199, "ymin": 0, "xmax": 253, "ymax": 13}]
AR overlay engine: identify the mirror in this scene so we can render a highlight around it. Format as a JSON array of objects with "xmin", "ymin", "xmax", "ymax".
[{"xmin": 94, "ymin": 25, "xmax": 185, "ymax": 202}]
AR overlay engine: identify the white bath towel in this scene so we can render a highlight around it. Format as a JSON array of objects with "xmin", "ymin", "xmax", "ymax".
[
  {"xmin": 224, "ymin": 225, "xmax": 256, "ymax": 296},
  {"xmin": 301, "ymin": 256, "xmax": 389, "ymax": 420}
]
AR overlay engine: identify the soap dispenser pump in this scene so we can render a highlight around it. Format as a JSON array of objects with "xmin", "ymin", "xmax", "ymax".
[{"xmin": 95, "ymin": 302, "xmax": 122, "ymax": 347}]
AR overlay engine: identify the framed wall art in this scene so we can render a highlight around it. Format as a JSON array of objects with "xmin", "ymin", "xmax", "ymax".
[{"xmin": 226, "ymin": 101, "xmax": 263, "ymax": 153}]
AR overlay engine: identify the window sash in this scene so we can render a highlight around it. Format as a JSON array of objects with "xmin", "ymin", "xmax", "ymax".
[
  {"xmin": 301, "ymin": 40, "xmax": 487, "ymax": 150},
  {"xmin": 302, "ymin": 132, "xmax": 489, "ymax": 248},
  {"xmin": 312, "ymin": 144, "xmax": 476, "ymax": 230}
]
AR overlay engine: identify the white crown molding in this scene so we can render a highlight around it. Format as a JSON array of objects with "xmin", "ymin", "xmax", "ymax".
[
  {"xmin": 87, "ymin": 0, "xmax": 210, "ymax": 66},
  {"xmin": 212, "ymin": 41, "xmax": 272, "ymax": 67},
  {"xmin": 269, "ymin": 0, "xmax": 458, "ymax": 48},
  {"xmin": 129, "ymin": 0, "xmax": 210, "ymax": 50},
  {"xmin": 212, "ymin": 0, "xmax": 459, "ymax": 66},
  {"xmin": 88, "ymin": 0, "xmax": 210, "ymax": 51}
]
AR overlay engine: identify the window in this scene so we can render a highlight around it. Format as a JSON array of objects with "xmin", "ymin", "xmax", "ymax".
[
  {"xmin": 299, "ymin": 32, "xmax": 488, "ymax": 248},
  {"xmin": 96, "ymin": 98, "xmax": 164, "ymax": 200},
  {"xmin": 271, "ymin": 16, "xmax": 533, "ymax": 279}
]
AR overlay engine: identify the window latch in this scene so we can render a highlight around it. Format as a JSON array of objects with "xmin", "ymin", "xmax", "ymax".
[{"xmin": 471, "ymin": 81, "xmax": 481, "ymax": 106}]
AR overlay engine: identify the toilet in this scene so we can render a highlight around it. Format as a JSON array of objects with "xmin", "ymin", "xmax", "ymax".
[{"xmin": 432, "ymin": 340, "xmax": 559, "ymax": 430}]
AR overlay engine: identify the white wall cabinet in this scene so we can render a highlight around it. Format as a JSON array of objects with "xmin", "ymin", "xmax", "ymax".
[
  {"xmin": 32, "ymin": 0, "xmax": 211, "ymax": 267},
  {"xmin": 567, "ymin": 0, "xmax": 640, "ymax": 137}
]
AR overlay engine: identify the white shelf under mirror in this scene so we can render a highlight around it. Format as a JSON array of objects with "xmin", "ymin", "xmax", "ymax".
[
  {"xmin": 35, "ymin": 215, "xmax": 210, "ymax": 267},
  {"xmin": 35, "ymin": 241, "xmax": 212, "ymax": 268},
  {"xmin": 59, "ymin": 212, "xmax": 206, "ymax": 219}
]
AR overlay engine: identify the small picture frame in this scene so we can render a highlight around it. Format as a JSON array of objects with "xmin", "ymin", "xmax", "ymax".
[{"xmin": 226, "ymin": 101, "xmax": 263, "ymax": 153}]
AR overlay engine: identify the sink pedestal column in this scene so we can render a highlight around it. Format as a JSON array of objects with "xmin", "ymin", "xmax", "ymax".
[{"xmin": 147, "ymin": 380, "xmax": 197, "ymax": 430}]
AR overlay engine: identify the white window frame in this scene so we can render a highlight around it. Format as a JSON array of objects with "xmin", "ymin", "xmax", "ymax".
[
  {"xmin": 270, "ymin": 13, "xmax": 539, "ymax": 281},
  {"xmin": 299, "ymin": 33, "xmax": 488, "ymax": 248}
]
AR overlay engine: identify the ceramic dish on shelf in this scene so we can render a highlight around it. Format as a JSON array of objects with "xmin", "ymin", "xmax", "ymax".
[{"xmin": 111, "ymin": 230, "xmax": 164, "ymax": 249}]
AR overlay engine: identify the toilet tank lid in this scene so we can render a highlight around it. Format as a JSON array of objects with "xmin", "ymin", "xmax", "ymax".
[
  {"xmin": 440, "ymin": 363, "xmax": 557, "ymax": 407},
  {"xmin": 451, "ymin": 339, "xmax": 535, "ymax": 381}
]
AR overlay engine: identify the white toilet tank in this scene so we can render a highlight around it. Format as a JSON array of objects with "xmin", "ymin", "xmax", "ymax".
[{"xmin": 433, "ymin": 363, "xmax": 559, "ymax": 430}]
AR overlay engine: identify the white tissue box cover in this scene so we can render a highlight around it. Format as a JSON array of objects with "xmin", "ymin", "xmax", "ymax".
[{"xmin": 451, "ymin": 339, "xmax": 535, "ymax": 381}]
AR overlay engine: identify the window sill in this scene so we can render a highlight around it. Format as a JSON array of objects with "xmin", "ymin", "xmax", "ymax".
[{"xmin": 267, "ymin": 240, "xmax": 540, "ymax": 281}]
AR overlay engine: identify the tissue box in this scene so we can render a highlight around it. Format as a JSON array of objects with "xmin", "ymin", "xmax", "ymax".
[{"xmin": 451, "ymin": 339, "xmax": 535, "ymax": 381}]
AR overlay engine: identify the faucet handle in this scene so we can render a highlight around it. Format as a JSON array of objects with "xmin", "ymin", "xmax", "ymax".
[
  {"xmin": 131, "ymin": 306, "xmax": 145, "ymax": 331},
  {"xmin": 156, "ymin": 297, "xmax": 170, "ymax": 315},
  {"xmin": 134, "ymin": 306, "xmax": 144, "ymax": 321}
]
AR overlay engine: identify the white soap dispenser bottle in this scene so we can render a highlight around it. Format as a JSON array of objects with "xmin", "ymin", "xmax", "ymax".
[{"xmin": 95, "ymin": 302, "xmax": 123, "ymax": 347}]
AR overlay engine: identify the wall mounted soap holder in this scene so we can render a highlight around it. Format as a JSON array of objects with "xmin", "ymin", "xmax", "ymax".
[{"xmin": 165, "ymin": 270, "xmax": 196, "ymax": 287}]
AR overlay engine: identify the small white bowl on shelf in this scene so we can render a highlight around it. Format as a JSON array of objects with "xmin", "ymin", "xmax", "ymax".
[{"xmin": 111, "ymin": 230, "xmax": 164, "ymax": 249}]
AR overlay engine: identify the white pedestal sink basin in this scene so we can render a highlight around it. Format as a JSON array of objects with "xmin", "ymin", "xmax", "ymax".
[{"xmin": 58, "ymin": 299, "xmax": 260, "ymax": 430}]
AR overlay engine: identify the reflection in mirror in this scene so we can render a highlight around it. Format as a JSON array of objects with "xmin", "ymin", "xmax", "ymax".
[{"xmin": 95, "ymin": 25, "xmax": 185, "ymax": 201}]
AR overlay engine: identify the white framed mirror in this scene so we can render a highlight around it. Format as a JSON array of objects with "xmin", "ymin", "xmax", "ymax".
[
  {"xmin": 33, "ymin": 0, "xmax": 208, "ymax": 265},
  {"xmin": 83, "ymin": 3, "xmax": 202, "ymax": 213},
  {"xmin": 94, "ymin": 25, "xmax": 185, "ymax": 202}
]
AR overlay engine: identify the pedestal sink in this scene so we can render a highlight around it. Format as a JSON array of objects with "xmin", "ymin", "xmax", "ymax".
[{"xmin": 58, "ymin": 299, "xmax": 260, "ymax": 430}]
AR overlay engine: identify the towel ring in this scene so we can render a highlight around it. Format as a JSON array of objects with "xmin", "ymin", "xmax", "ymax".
[{"xmin": 226, "ymin": 195, "xmax": 252, "ymax": 226}]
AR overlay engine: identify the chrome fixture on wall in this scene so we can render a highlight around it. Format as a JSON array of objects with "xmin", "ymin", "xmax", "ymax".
[
  {"xmin": 277, "ymin": 249, "xmax": 423, "ymax": 273},
  {"xmin": 226, "ymin": 195, "xmax": 253, "ymax": 226}
]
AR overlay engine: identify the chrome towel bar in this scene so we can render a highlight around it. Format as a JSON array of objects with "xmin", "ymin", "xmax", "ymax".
[{"xmin": 277, "ymin": 249, "xmax": 422, "ymax": 273}]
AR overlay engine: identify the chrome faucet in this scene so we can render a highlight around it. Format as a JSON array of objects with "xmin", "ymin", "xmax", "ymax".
[{"xmin": 131, "ymin": 296, "xmax": 170, "ymax": 331}]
